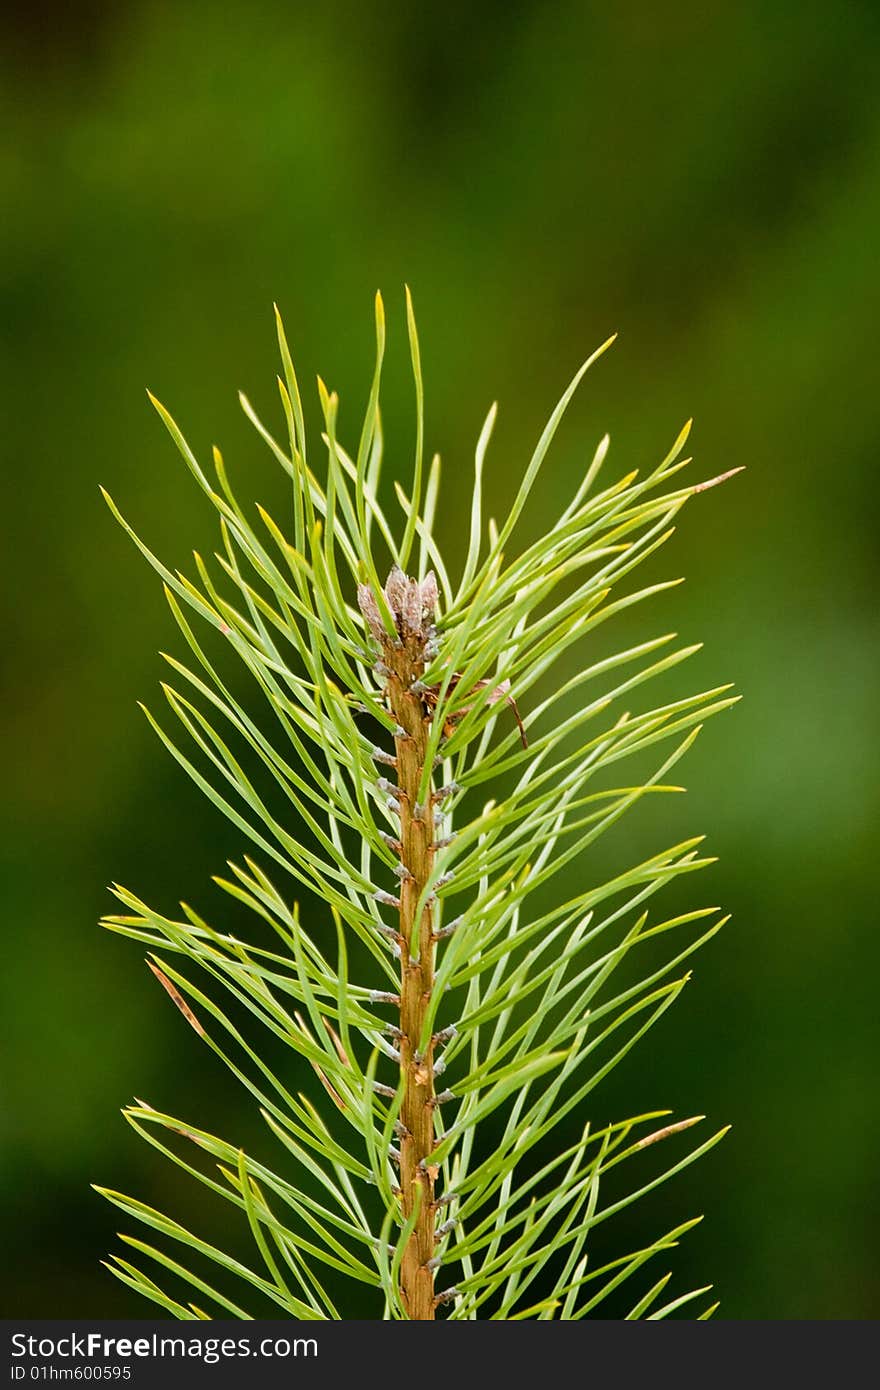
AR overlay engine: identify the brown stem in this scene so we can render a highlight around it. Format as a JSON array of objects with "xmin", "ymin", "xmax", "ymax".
[{"xmin": 386, "ymin": 642, "xmax": 437, "ymax": 1320}]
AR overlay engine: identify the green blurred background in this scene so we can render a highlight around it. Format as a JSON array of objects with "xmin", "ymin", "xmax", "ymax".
[{"xmin": 2, "ymin": 0, "xmax": 878, "ymax": 1319}]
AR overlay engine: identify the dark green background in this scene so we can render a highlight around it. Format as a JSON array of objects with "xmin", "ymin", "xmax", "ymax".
[{"xmin": 2, "ymin": 1, "xmax": 878, "ymax": 1319}]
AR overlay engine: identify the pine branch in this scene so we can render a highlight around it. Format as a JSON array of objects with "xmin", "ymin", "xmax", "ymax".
[{"xmin": 97, "ymin": 291, "xmax": 739, "ymax": 1320}]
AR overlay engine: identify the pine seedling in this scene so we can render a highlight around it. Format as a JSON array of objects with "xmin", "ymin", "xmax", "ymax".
[{"xmin": 96, "ymin": 291, "xmax": 739, "ymax": 1320}]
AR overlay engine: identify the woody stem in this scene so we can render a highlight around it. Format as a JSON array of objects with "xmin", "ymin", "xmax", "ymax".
[{"xmin": 387, "ymin": 645, "xmax": 437, "ymax": 1320}]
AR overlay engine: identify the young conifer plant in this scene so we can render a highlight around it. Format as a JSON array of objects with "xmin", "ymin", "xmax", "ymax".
[{"xmin": 97, "ymin": 291, "xmax": 739, "ymax": 1320}]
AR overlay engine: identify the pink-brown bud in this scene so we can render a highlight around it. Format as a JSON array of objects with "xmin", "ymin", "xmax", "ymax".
[
  {"xmin": 420, "ymin": 571, "xmax": 438, "ymax": 618},
  {"xmin": 384, "ymin": 565, "xmax": 408, "ymax": 616},
  {"xmin": 402, "ymin": 578, "xmax": 423, "ymax": 635},
  {"xmin": 357, "ymin": 584, "xmax": 385, "ymax": 641},
  {"xmin": 361, "ymin": 566, "xmax": 440, "ymax": 649}
]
